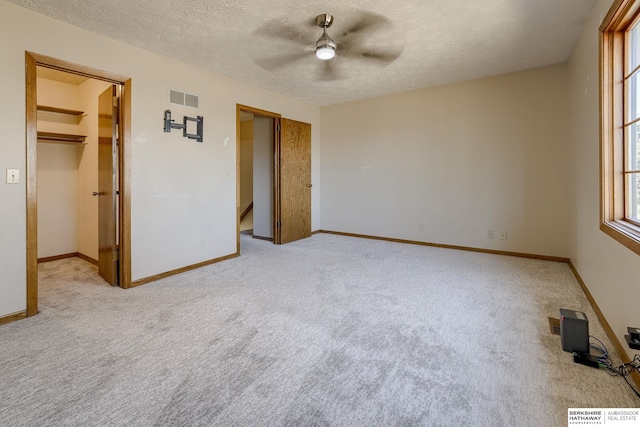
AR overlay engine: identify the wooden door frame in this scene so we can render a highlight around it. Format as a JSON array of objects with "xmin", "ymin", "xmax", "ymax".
[
  {"xmin": 25, "ymin": 51, "xmax": 133, "ymax": 316},
  {"xmin": 236, "ymin": 104, "xmax": 281, "ymax": 252}
]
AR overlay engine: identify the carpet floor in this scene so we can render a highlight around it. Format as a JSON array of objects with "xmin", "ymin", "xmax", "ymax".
[{"xmin": 0, "ymin": 233, "xmax": 638, "ymax": 426}]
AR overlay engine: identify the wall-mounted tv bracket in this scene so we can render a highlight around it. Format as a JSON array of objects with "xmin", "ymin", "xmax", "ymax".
[{"xmin": 164, "ymin": 110, "xmax": 203, "ymax": 142}]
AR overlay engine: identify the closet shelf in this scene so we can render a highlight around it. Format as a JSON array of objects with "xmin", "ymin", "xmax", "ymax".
[
  {"xmin": 37, "ymin": 105, "xmax": 85, "ymax": 117},
  {"xmin": 37, "ymin": 132, "xmax": 87, "ymax": 144}
]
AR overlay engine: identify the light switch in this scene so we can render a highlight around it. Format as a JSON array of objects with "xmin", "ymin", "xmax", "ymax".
[{"xmin": 6, "ymin": 169, "xmax": 19, "ymax": 184}]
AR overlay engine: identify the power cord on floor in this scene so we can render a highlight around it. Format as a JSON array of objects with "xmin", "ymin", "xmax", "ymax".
[{"xmin": 589, "ymin": 335, "xmax": 640, "ymax": 399}]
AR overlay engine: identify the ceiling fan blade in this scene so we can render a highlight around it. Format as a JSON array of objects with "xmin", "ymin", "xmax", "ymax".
[
  {"xmin": 254, "ymin": 21, "xmax": 310, "ymax": 46},
  {"xmin": 317, "ymin": 60, "xmax": 345, "ymax": 82},
  {"xmin": 362, "ymin": 50, "xmax": 402, "ymax": 64},
  {"xmin": 339, "ymin": 11, "xmax": 390, "ymax": 38},
  {"xmin": 254, "ymin": 52, "xmax": 310, "ymax": 71},
  {"xmin": 341, "ymin": 48, "xmax": 402, "ymax": 66}
]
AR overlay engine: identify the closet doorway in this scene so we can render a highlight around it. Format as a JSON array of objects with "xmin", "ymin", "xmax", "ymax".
[
  {"xmin": 236, "ymin": 104, "xmax": 312, "ymax": 253},
  {"xmin": 25, "ymin": 52, "xmax": 132, "ymax": 317},
  {"xmin": 237, "ymin": 106, "xmax": 278, "ymax": 249}
]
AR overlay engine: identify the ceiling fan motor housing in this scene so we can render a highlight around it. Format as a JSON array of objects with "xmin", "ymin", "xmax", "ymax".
[
  {"xmin": 316, "ymin": 32, "xmax": 337, "ymax": 50},
  {"xmin": 316, "ymin": 14, "xmax": 336, "ymax": 60},
  {"xmin": 316, "ymin": 14, "xmax": 334, "ymax": 28}
]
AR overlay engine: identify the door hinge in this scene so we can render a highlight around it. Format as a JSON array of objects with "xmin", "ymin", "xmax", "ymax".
[
  {"xmin": 277, "ymin": 222, "xmax": 281, "ymax": 229},
  {"xmin": 112, "ymin": 96, "xmax": 119, "ymax": 107}
]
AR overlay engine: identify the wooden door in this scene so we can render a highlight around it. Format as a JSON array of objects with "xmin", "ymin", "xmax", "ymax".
[
  {"xmin": 98, "ymin": 86, "xmax": 118, "ymax": 286},
  {"xmin": 276, "ymin": 118, "xmax": 311, "ymax": 244}
]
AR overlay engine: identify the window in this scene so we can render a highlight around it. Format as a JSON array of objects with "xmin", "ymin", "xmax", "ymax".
[{"xmin": 601, "ymin": 0, "xmax": 640, "ymax": 255}]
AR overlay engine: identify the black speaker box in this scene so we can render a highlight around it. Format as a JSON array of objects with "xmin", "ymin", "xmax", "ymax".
[{"xmin": 560, "ymin": 308, "xmax": 589, "ymax": 354}]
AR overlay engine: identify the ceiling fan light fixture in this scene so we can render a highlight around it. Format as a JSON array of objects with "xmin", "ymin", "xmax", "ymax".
[
  {"xmin": 315, "ymin": 14, "xmax": 336, "ymax": 60},
  {"xmin": 316, "ymin": 45, "xmax": 335, "ymax": 60}
]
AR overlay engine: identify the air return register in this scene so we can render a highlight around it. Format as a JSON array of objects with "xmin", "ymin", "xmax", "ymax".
[{"xmin": 169, "ymin": 90, "xmax": 199, "ymax": 108}]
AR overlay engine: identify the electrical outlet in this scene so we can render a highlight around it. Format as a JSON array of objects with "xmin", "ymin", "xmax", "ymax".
[
  {"xmin": 200, "ymin": 240, "xmax": 206, "ymax": 249},
  {"xmin": 487, "ymin": 230, "xmax": 494, "ymax": 240},
  {"xmin": 500, "ymin": 231, "xmax": 508, "ymax": 240},
  {"xmin": 419, "ymin": 224, "xmax": 425, "ymax": 232}
]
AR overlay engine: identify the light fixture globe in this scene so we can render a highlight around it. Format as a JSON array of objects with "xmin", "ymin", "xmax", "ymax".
[
  {"xmin": 316, "ymin": 46, "xmax": 336, "ymax": 60},
  {"xmin": 315, "ymin": 34, "xmax": 336, "ymax": 60}
]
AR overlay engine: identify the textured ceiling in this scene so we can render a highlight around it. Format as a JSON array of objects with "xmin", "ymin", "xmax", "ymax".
[{"xmin": 10, "ymin": 0, "xmax": 595, "ymax": 106}]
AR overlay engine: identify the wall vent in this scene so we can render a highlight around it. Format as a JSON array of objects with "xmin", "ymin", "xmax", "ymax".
[
  {"xmin": 169, "ymin": 90, "xmax": 199, "ymax": 108},
  {"xmin": 185, "ymin": 93, "xmax": 199, "ymax": 108},
  {"xmin": 548, "ymin": 317, "xmax": 561, "ymax": 335}
]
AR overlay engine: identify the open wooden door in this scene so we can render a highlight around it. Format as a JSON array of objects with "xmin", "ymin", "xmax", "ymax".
[
  {"xmin": 276, "ymin": 118, "xmax": 312, "ymax": 244},
  {"xmin": 98, "ymin": 85, "xmax": 119, "ymax": 286}
]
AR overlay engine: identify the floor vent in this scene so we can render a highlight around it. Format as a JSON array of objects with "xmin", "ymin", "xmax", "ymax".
[{"xmin": 548, "ymin": 317, "xmax": 561, "ymax": 335}]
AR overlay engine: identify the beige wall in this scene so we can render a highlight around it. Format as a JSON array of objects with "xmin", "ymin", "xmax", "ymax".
[
  {"xmin": 253, "ymin": 116, "xmax": 274, "ymax": 239},
  {"xmin": 239, "ymin": 120, "xmax": 253, "ymax": 214},
  {"xmin": 36, "ymin": 78, "xmax": 82, "ymax": 258},
  {"xmin": 0, "ymin": 0, "xmax": 321, "ymax": 317},
  {"xmin": 36, "ymin": 143, "xmax": 78, "ymax": 257},
  {"xmin": 567, "ymin": 0, "xmax": 640, "ymax": 359},
  {"xmin": 36, "ymin": 77, "xmax": 111, "ymax": 261},
  {"xmin": 320, "ymin": 64, "xmax": 569, "ymax": 258}
]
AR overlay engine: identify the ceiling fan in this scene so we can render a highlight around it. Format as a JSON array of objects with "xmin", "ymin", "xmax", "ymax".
[
  {"xmin": 252, "ymin": 11, "xmax": 403, "ymax": 81},
  {"xmin": 315, "ymin": 14, "xmax": 337, "ymax": 60}
]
